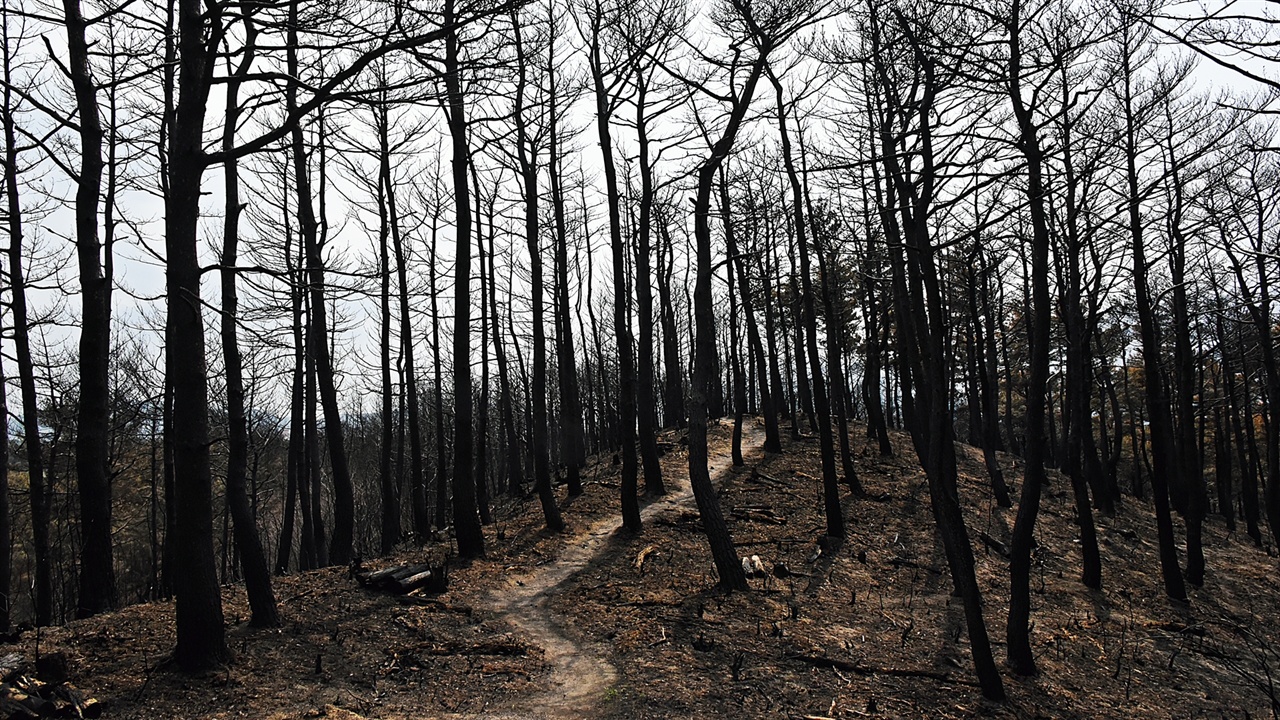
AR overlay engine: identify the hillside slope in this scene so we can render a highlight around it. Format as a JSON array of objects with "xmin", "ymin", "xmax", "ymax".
[
  {"xmin": 555, "ymin": 421, "xmax": 1280, "ymax": 718},
  {"xmin": 6, "ymin": 418, "xmax": 1277, "ymax": 718}
]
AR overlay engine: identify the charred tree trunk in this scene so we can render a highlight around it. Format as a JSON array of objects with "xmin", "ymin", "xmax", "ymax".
[
  {"xmin": 304, "ymin": 321, "xmax": 328, "ymax": 569},
  {"xmin": 1228, "ymin": 326, "xmax": 1263, "ymax": 545},
  {"xmin": 483, "ymin": 201, "xmax": 523, "ymax": 501},
  {"xmin": 167, "ymin": 0, "xmax": 230, "ymax": 666},
  {"xmin": 444, "ymin": 0, "xmax": 484, "ymax": 558},
  {"xmin": 221, "ymin": 26, "xmax": 279, "ymax": 624},
  {"xmin": 1006, "ymin": 3, "xmax": 1094, "ymax": 677},
  {"xmin": 967, "ymin": 249, "xmax": 1011, "ymax": 507},
  {"xmin": 428, "ymin": 212, "xmax": 449, "ymax": 531},
  {"xmin": 378, "ymin": 115, "xmax": 398, "ymax": 555},
  {"xmin": 770, "ymin": 70, "xmax": 844, "ymax": 537},
  {"xmin": 549, "ymin": 43, "xmax": 585, "ymax": 497},
  {"xmin": 586, "ymin": 16, "xmax": 639, "ymax": 531},
  {"xmin": 801, "ymin": 150, "xmax": 862, "ymax": 496},
  {"xmin": 3, "ymin": 33, "xmax": 51, "ymax": 626},
  {"xmin": 1160, "ymin": 144, "xmax": 1206, "ymax": 588},
  {"xmin": 63, "ymin": 0, "xmax": 116, "ymax": 619},
  {"xmin": 1120, "ymin": 31, "xmax": 1186, "ymax": 601},
  {"xmin": 871, "ymin": 16, "xmax": 1003, "ymax": 698},
  {"xmin": 1052, "ymin": 64, "xmax": 1102, "ymax": 588},
  {"xmin": 719, "ymin": 170, "xmax": 781, "ymax": 454},
  {"xmin": 728, "ymin": 236, "xmax": 746, "ymax": 467},
  {"xmin": 474, "ymin": 185, "xmax": 493, "ymax": 525},
  {"xmin": 657, "ymin": 219, "xmax": 686, "ymax": 429},
  {"xmin": 688, "ymin": 58, "xmax": 760, "ymax": 590},
  {"xmin": 380, "ymin": 94, "xmax": 418, "ymax": 552},
  {"xmin": 861, "ymin": 257, "xmax": 893, "ymax": 456},
  {"xmin": 513, "ymin": 14, "xmax": 564, "ymax": 531},
  {"xmin": 297, "ymin": 147, "xmax": 354, "ymax": 565},
  {"xmin": 634, "ymin": 69, "xmax": 666, "ymax": 495}
]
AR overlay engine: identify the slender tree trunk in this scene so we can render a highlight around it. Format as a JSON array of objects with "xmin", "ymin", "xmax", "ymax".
[
  {"xmin": 657, "ymin": 220, "xmax": 686, "ymax": 429},
  {"xmin": 760, "ymin": 243, "xmax": 791, "ymax": 440},
  {"xmin": 428, "ymin": 212, "xmax": 448, "ymax": 532},
  {"xmin": 1006, "ymin": 3, "xmax": 1091, "ymax": 675},
  {"xmin": 221, "ymin": 28, "xmax": 279, "ymax": 624},
  {"xmin": 304, "ymin": 323, "xmax": 328, "ymax": 569},
  {"xmin": 980, "ymin": 264, "xmax": 1005, "ymax": 456},
  {"xmin": 3, "ymin": 33, "xmax": 51, "ymax": 625},
  {"xmin": 689, "ymin": 76, "xmax": 760, "ymax": 591},
  {"xmin": 549, "ymin": 44, "xmax": 585, "ymax": 496},
  {"xmin": 63, "ymin": 0, "xmax": 116, "ymax": 619},
  {"xmin": 277, "ymin": 357, "xmax": 302, "ymax": 573},
  {"xmin": 148, "ymin": 399, "xmax": 161, "ymax": 597},
  {"xmin": 862, "ymin": 266, "xmax": 893, "ymax": 455},
  {"xmin": 770, "ymin": 70, "xmax": 845, "ymax": 537},
  {"xmin": 483, "ymin": 203, "xmax": 523, "ymax": 500},
  {"xmin": 513, "ymin": 14, "xmax": 564, "ymax": 531},
  {"xmin": 686, "ymin": 31, "xmax": 786, "ymax": 594},
  {"xmin": 719, "ymin": 171, "xmax": 781, "ymax": 453},
  {"xmin": 803, "ymin": 155, "xmax": 862, "ymax": 495},
  {"xmin": 1229, "ymin": 328, "xmax": 1263, "ymax": 545},
  {"xmin": 587, "ymin": 19, "xmax": 639, "ymax": 531},
  {"xmin": 965, "ymin": 252, "xmax": 1011, "ymax": 506},
  {"xmin": 282, "ymin": 226, "xmax": 313, "ymax": 572},
  {"xmin": 1052, "ymin": 68, "xmax": 1103, "ymax": 586},
  {"xmin": 1100, "ymin": 357, "xmax": 1124, "ymax": 503},
  {"xmin": 1120, "ymin": 36, "xmax": 1186, "ymax": 601},
  {"xmin": 873, "ymin": 39, "xmax": 1003, "ymax": 701},
  {"xmin": 444, "ymin": 0, "xmax": 484, "ymax": 557},
  {"xmin": 376, "ymin": 97, "xmax": 402, "ymax": 554},
  {"xmin": 1164, "ymin": 130, "xmax": 1206, "ymax": 586},
  {"xmin": 726, "ymin": 212, "xmax": 746, "ymax": 468},
  {"xmin": 390, "ymin": 181, "xmax": 424, "ymax": 543},
  {"xmin": 1214, "ymin": 404, "xmax": 1235, "ymax": 530},
  {"xmin": 791, "ymin": 271, "xmax": 816, "ymax": 434},
  {"xmin": 0, "ymin": 260, "xmax": 9, "ymax": 634},
  {"xmin": 378, "ymin": 148, "xmax": 398, "ymax": 554},
  {"xmin": 167, "ymin": 0, "xmax": 230, "ymax": 665},
  {"xmin": 474, "ymin": 188, "xmax": 493, "ymax": 525},
  {"xmin": 294, "ymin": 130, "xmax": 354, "ymax": 566},
  {"xmin": 1246, "ymin": 362, "xmax": 1265, "ymax": 536},
  {"xmin": 634, "ymin": 70, "xmax": 666, "ymax": 495}
]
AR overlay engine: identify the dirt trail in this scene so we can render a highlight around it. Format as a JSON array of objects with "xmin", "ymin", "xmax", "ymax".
[{"xmin": 476, "ymin": 421, "xmax": 763, "ymax": 720}]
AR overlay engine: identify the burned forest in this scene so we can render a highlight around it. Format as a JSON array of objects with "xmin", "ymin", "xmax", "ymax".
[{"xmin": 0, "ymin": 0, "xmax": 1279, "ymax": 716}]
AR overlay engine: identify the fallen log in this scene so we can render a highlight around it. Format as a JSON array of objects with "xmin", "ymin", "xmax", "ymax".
[
  {"xmin": 0, "ymin": 658, "xmax": 100, "ymax": 720},
  {"xmin": 0, "ymin": 655, "xmax": 21, "ymax": 683},
  {"xmin": 389, "ymin": 563, "xmax": 432, "ymax": 583},
  {"xmin": 0, "ymin": 693, "xmax": 39, "ymax": 720},
  {"xmin": 356, "ymin": 562, "xmax": 448, "ymax": 595},
  {"xmin": 358, "ymin": 565, "xmax": 405, "ymax": 587},
  {"xmin": 51, "ymin": 683, "xmax": 100, "ymax": 719},
  {"xmin": 979, "ymin": 532, "xmax": 1011, "ymax": 558},
  {"xmin": 397, "ymin": 566, "xmax": 447, "ymax": 593}
]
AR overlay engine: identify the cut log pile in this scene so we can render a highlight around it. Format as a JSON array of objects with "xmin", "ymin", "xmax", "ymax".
[
  {"xmin": 353, "ymin": 561, "xmax": 448, "ymax": 595},
  {"xmin": 0, "ymin": 653, "xmax": 101, "ymax": 719}
]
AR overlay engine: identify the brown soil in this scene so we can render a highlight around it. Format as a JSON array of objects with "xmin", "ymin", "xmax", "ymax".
[{"xmin": 6, "ymin": 418, "xmax": 1279, "ymax": 719}]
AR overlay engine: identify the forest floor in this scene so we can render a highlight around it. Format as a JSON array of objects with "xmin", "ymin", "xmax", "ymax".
[{"xmin": 7, "ymin": 417, "xmax": 1280, "ymax": 719}]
